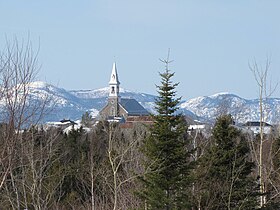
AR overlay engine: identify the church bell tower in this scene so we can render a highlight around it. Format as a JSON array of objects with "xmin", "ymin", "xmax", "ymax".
[{"xmin": 108, "ymin": 62, "xmax": 120, "ymax": 116}]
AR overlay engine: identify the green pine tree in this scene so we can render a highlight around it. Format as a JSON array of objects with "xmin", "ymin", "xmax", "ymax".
[
  {"xmin": 81, "ymin": 111, "xmax": 93, "ymax": 127},
  {"xmin": 272, "ymin": 135, "xmax": 280, "ymax": 175},
  {"xmin": 194, "ymin": 115, "xmax": 258, "ymax": 210},
  {"xmin": 265, "ymin": 135, "xmax": 280, "ymax": 208},
  {"xmin": 140, "ymin": 58, "xmax": 192, "ymax": 209},
  {"xmin": 58, "ymin": 128, "xmax": 91, "ymax": 206}
]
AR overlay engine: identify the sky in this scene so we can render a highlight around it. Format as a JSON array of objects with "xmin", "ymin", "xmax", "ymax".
[{"xmin": 0, "ymin": 0, "xmax": 279, "ymax": 100}]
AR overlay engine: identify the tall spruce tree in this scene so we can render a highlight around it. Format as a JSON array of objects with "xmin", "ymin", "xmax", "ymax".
[
  {"xmin": 141, "ymin": 57, "xmax": 192, "ymax": 209},
  {"xmin": 194, "ymin": 115, "xmax": 258, "ymax": 210}
]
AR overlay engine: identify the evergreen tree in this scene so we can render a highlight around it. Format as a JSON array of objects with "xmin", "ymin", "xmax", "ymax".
[
  {"xmin": 81, "ymin": 111, "xmax": 93, "ymax": 127},
  {"xmin": 265, "ymin": 134, "xmax": 280, "ymax": 208},
  {"xmin": 58, "ymin": 127, "xmax": 91, "ymax": 206},
  {"xmin": 194, "ymin": 115, "xmax": 258, "ymax": 209},
  {"xmin": 272, "ymin": 135, "xmax": 280, "ymax": 176},
  {"xmin": 140, "ymin": 58, "xmax": 192, "ymax": 209}
]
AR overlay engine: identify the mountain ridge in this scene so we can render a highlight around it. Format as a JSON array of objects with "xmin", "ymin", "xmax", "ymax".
[{"xmin": 2, "ymin": 81, "xmax": 280, "ymax": 124}]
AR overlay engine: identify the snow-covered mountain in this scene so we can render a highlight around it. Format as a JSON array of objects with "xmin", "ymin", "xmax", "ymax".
[
  {"xmin": 0, "ymin": 81, "xmax": 156, "ymax": 123},
  {"xmin": 0, "ymin": 81, "xmax": 95, "ymax": 123},
  {"xmin": 1, "ymin": 81, "xmax": 280, "ymax": 124},
  {"xmin": 180, "ymin": 92, "xmax": 280, "ymax": 124},
  {"xmin": 26, "ymin": 82, "xmax": 156, "ymax": 122}
]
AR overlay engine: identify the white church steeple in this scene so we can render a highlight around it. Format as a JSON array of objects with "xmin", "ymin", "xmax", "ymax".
[
  {"xmin": 108, "ymin": 62, "xmax": 120, "ymax": 117},
  {"xmin": 109, "ymin": 62, "xmax": 120, "ymax": 85},
  {"xmin": 109, "ymin": 62, "xmax": 120, "ymax": 98}
]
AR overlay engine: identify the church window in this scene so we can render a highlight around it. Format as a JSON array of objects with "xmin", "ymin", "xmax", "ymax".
[{"xmin": 111, "ymin": 86, "xmax": 115, "ymax": 94}]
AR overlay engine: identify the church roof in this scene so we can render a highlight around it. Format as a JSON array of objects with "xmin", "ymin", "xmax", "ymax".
[{"xmin": 120, "ymin": 98, "xmax": 150, "ymax": 116}]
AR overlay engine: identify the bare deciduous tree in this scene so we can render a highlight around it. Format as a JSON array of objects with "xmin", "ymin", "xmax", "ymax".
[
  {"xmin": 0, "ymin": 36, "xmax": 39, "ymax": 192},
  {"xmin": 249, "ymin": 58, "xmax": 278, "ymax": 207},
  {"xmin": 0, "ymin": 36, "xmax": 55, "ymax": 209},
  {"xmin": 91, "ymin": 121, "xmax": 147, "ymax": 210}
]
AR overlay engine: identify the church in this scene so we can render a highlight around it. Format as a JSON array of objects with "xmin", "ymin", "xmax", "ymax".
[{"xmin": 99, "ymin": 63, "xmax": 151, "ymax": 123}]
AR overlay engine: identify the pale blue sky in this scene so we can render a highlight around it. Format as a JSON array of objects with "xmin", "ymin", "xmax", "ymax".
[{"xmin": 0, "ymin": 0, "xmax": 279, "ymax": 100}]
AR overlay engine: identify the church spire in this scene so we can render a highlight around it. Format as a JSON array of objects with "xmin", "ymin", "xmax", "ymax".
[
  {"xmin": 109, "ymin": 62, "xmax": 120, "ymax": 98},
  {"xmin": 109, "ymin": 62, "xmax": 120, "ymax": 85}
]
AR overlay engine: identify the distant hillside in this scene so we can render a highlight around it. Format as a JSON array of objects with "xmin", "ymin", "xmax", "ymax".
[
  {"xmin": 180, "ymin": 92, "xmax": 280, "ymax": 124},
  {"xmin": 1, "ymin": 81, "xmax": 280, "ymax": 124}
]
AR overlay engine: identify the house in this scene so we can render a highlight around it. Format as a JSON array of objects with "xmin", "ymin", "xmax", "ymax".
[
  {"xmin": 242, "ymin": 121, "xmax": 273, "ymax": 135},
  {"xmin": 98, "ymin": 63, "xmax": 150, "ymax": 123},
  {"xmin": 47, "ymin": 119, "xmax": 77, "ymax": 129}
]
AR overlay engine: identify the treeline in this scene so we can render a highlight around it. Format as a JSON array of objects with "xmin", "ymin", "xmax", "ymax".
[
  {"xmin": 1, "ymin": 112, "xmax": 280, "ymax": 209},
  {"xmin": 0, "ymin": 121, "xmax": 147, "ymax": 209}
]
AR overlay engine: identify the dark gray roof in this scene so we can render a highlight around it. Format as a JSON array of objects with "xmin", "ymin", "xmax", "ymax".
[
  {"xmin": 120, "ymin": 98, "xmax": 150, "ymax": 116},
  {"xmin": 243, "ymin": 121, "xmax": 272, "ymax": 127},
  {"xmin": 60, "ymin": 119, "xmax": 77, "ymax": 124}
]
